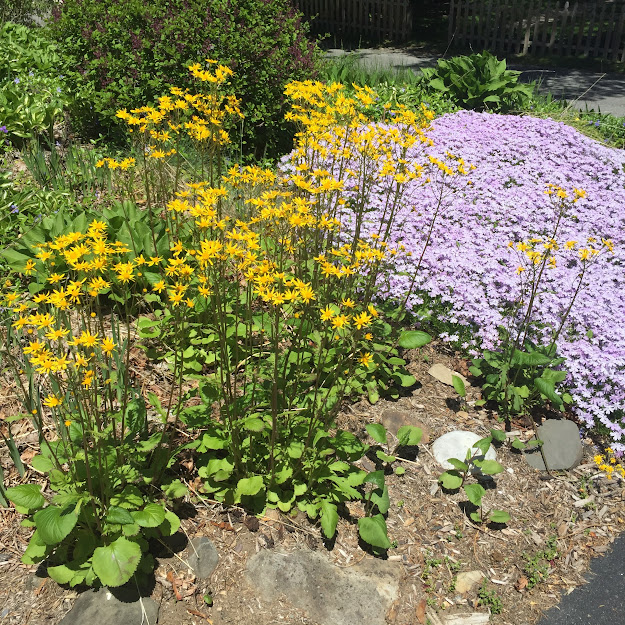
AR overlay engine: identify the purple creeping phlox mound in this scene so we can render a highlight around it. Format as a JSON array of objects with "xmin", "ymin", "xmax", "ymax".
[{"xmin": 341, "ymin": 111, "xmax": 624, "ymax": 450}]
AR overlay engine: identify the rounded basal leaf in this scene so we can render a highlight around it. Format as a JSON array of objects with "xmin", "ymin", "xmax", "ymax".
[
  {"xmin": 6, "ymin": 484, "xmax": 45, "ymax": 511},
  {"xmin": 47, "ymin": 563, "xmax": 77, "ymax": 585},
  {"xmin": 34, "ymin": 505, "xmax": 78, "ymax": 545},
  {"xmin": 320, "ymin": 501, "xmax": 338, "ymax": 539},
  {"xmin": 21, "ymin": 530, "xmax": 49, "ymax": 564},
  {"xmin": 358, "ymin": 515, "xmax": 391, "ymax": 549},
  {"xmin": 439, "ymin": 471, "xmax": 463, "ymax": 490},
  {"xmin": 92, "ymin": 537, "xmax": 142, "ymax": 587},
  {"xmin": 489, "ymin": 509, "xmax": 511, "ymax": 524},
  {"xmin": 363, "ymin": 470, "xmax": 385, "ymax": 490},
  {"xmin": 490, "ymin": 429, "xmax": 507, "ymax": 443},
  {"xmin": 473, "ymin": 459, "xmax": 504, "ymax": 475},
  {"xmin": 511, "ymin": 438, "xmax": 526, "ymax": 450},
  {"xmin": 396, "ymin": 425, "xmax": 423, "ymax": 447},
  {"xmin": 511, "ymin": 349, "xmax": 552, "ymax": 367},
  {"xmin": 235, "ymin": 476, "xmax": 264, "ymax": 500},
  {"xmin": 394, "ymin": 466, "xmax": 406, "ymax": 476},
  {"xmin": 132, "ymin": 503, "xmax": 166, "ymax": 528},
  {"xmin": 398, "ymin": 331, "xmax": 432, "ymax": 349},
  {"xmin": 159, "ymin": 510, "xmax": 181, "ymax": 536},
  {"xmin": 452, "ymin": 375, "xmax": 466, "ymax": 397},
  {"xmin": 30, "ymin": 454, "xmax": 55, "ymax": 473},
  {"xmin": 366, "ymin": 423, "xmax": 387, "ymax": 445},
  {"xmin": 446, "ymin": 458, "xmax": 469, "ymax": 472},
  {"xmin": 463, "ymin": 483, "xmax": 485, "ymax": 507}
]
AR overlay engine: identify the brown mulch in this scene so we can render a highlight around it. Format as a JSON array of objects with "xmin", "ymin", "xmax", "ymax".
[{"xmin": 1, "ymin": 341, "xmax": 624, "ymax": 625}]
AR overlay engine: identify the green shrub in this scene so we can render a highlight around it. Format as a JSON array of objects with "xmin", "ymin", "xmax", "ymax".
[
  {"xmin": 46, "ymin": 0, "xmax": 320, "ymax": 156},
  {"xmin": 0, "ymin": 0, "xmax": 56, "ymax": 26},
  {"xmin": 0, "ymin": 22, "xmax": 69, "ymax": 146},
  {"xmin": 421, "ymin": 50, "xmax": 534, "ymax": 113}
]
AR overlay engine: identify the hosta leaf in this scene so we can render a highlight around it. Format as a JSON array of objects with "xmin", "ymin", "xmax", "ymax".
[
  {"xmin": 34, "ymin": 505, "xmax": 78, "ymax": 545},
  {"xmin": 92, "ymin": 537, "xmax": 142, "ymax": 587},
  {"xmin": 358, "ymin": 514, "xmax": 391, "ymax": 549}
]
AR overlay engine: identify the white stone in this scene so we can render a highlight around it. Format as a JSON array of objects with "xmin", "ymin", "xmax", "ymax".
[
  {"xmin": 455, "ymin": 570, "xmax": 484, "ymax": 594},
  {"xmin": 432, "ymin": 431, "xmax": 497, "ymax": 470}
]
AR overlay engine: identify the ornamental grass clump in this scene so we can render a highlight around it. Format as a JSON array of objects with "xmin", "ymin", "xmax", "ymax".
[{"xmin": 2, "ymin": 60, "xmax": 453, "ymax": 571}]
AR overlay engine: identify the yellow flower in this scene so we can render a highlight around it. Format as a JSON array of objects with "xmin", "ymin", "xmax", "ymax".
[
  {"xmin": 153, "ymin": 280, "xmax": 166, "ymax": 293},
  {"xmin": 359, "ymin": 352, "xmax": 373, "ymax": 367},
  {"xmin": 353, "ymin": 311, "xmax": 372, "ymax": 330},
  {"xmin": 320, "ymin": 305, "xmax": 335, "ymax": 321},
  {"xmin": 331, "ymin": 314, "xmax": 350, "ymax": 330},
  {"xmin": 43, "ymin": 395, "xmax": 63, "ymax": 408},
  {"xmin": 101, "ymin": 338, "xmax": 116, "ymax": 355},
  {"xmin": 341, "ymin": 298, "xmax": 355, "ymax": 308},
  {"xmin": 64, "ymin": 420, "xmax": 72, "ymax": 427}
]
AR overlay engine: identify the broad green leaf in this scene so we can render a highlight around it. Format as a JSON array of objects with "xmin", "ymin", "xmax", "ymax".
[
  {"xmin": 396, "ymin": 425, "xmax": 422, "ymax": 447},
  {"xmin": 106, "ymin": 506, "xmax": 135, "ymax": 525},
  {"xmin": 73, "ymin": 530, "xmax": 97, "ymax": 562},
  {"xmin": 242, "ymin": 416, "xmax": 266, "ymax": 432},
  {"xmin": 31, "ymin": 454, "xmax": 55, "ymax": 472},
  {"xmin": 363, "ymin": 470, "xmax": 385, "ymax": 490},
  {"xmin": 163, "ymin": 479, "xmax": 188, "ymax": 499},
  {"xmin": 439, "ymin": 471, "xmax": 463, "ymax": 490},
  {"xmin": 124, "ymin": 398, "xmax": 147, "ymax": 436},
  {"xmin": 132, "ymin": 503, "xmax": 166, "ymax": 528},
  {"xmin": 367, "ymin": 382, "xmax": 380, "ymax": 404},
  {"xmin": 136, "ymin": 317, "xmax": 161, "ymax": 339},
  {"xmin": 470, "ymin": 510, "xmax": 482, "ymax": 523},
  {"xmin": 320, "ymin": 501, "xmax": 338, "ymax": 538},
  {"xmin": 534, "ymin": 377, "xmax": 563, "ymax": 407},
  {"xmin": 34, "ymin": 505, "xmax": 78, "ymax": 545},
  {"xmin": 6, "ymin": 484, "xmax": 45, "ymax": 511},
  {"xmin": 397, "ymin": 330, "xmax": 432, "ymax": 349},
  {"xmin": 159, "ymin": 510, "xmax": 181, "ymax": 536},
  {"xmin": 511, "ymin": 438, "xmax": 526, "ymax": 450},
  {"xmin": 394, "ymin": 466, "xmax": 406, "ymax": 475},
  {"xmin": 511, "ymin": 349, "xmax": 552, "ymax": 367},
  {"xmin": 452, "ymin": 375, "xmax": 466, "ymax": 397},
  {"xmin": 110, "ymin": 486, "xmax": 143, "ymax": 509},
  {"xmin": 490, "ymin": 429, "xmax": 507, "ymax": 443},
  {"xmin": 92, "ymin": 537, "xmax": 142, "ymax": 587},
  {"xmin": 472, "ymin": 437, "xmax": 492, "ymax": 456},
  {"xmin": 489, "ymin": 509, "xmax": 511, "ymax": 524},
  {"xmin": 463, "ymin": 483, "xmax": 485, "ymax": 507},
  {"xmin": 235, "ymin": 476, "xmax": 264, "ymax": 499},
  {"xmin": 366, "ymin": 423, "xmax": 387, "ymax": 444},
  {"xmin": 446, "ymin": 458, "xmax": 469, "ymax": 472},
  {"xmin": 370, "ymin": 485, "xmax": 390, "ymax": 515},
  {"xmin": 358, "ymin": 514, "xmax": 391, "ymax": 549},
  {"xmin": 47, "ymin": 563, "xmax": 78, "ymax": 585},
  {"xmin": 21, "ymin": 530, "xmax": 50, "ymax": 564},
  {"xmin": 473, "ymin": 459, "xmax": 504, "ymax": 475}
]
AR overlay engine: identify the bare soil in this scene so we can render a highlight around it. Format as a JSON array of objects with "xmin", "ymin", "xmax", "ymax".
[{"xmin": 1, "ymin": 342, "xmax": 624, "ymax": 625}]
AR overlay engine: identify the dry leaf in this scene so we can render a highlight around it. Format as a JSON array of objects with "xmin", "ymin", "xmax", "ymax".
[
  {"xmin": 515, "ymin": 575, "xmax": 529, "ymax": 592},
  {"xmin": 416, "ymin": 598, "xmax": 427, "ymax": 624}
]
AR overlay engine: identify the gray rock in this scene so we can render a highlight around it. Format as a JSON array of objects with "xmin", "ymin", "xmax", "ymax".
[
  {"xmin": 432, "ymin": 431, "xmax": 497, "ymax": 470},
  {"xmin": 381, "ymin": 409, "xmax": 430, "ymax": 443},
  {"xmin": 524, "ymin": 419, "xmax": 583, "ymax": 471},
  {"xmin": 246, "ymin": 548, "xmax": 401, "ymax": 625},
  {"xmin": 428, "ymin": 363, "xmax": 468, "ymax": 388},
  {"xmin": 58, "ymin": 587, "xmax": 159, "ymax": 625},
  {"xmin": 455, "ymin": 570, "xmax": 484, "ymax": 594},
  {"xmin": 188, "ymin": 537, "xmax": 219, "ymax": 579}
]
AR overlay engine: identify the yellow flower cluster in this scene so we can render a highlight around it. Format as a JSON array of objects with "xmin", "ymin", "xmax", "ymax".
[{"xmin": 594, "ymin": 448, "xmax": 625, "ymax": 480}]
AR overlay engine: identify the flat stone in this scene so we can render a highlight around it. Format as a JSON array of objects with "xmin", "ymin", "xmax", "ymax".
[
  {"xmin": 187, "ymin": 537, "xmax": 219, "ymax": 579},
  {"xmin": 428, "ymin": 363, "xmax": 469, "ymax": 388},
  {"xmin": 432, "ymin": 431, "xmax": 497, "ymax": 470},
  {"xmin": 246, "ymin": 548, "xmax": 401, "ymax": 625},
  {"xmin": 455, "ymin": 570, "xmax": 484, "ymax": 594},
  {"xmin": 443, "ymin": 613, "xmax": 490, "ymax": 625},
  {"xmin": 524, "ymin": 419, "xmax": 583, "ymax": 471},
  {"xmin": 58, "ymin": 587, "xmax": 159, "ymax": 625},
  {"xmin": 380, "ymin": 409, "xmax": 430, "ymax": 443}
]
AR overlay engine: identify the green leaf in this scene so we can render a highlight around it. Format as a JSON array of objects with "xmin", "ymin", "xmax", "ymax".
[
  {"xmin": 511, "ymin": 438, "xmax": 526, "ymax": 450},
  {"xmin": 125, "ymin": 398, "xmax": 147, "ymax": 436},
  {"xmin": 489, "ymin": 509, "xmax": 511, "ymax": 524},
  {"xmin": 320, "ymin": 501, "xmax": 338, "ymax": 539},
  {"xmin": 396, "ymin": 425, "xmax": 422, "ymax": 447},
  {"xmin": 446, "ymin": 458, "xmax": 469, "ymax": 472},
  {"xmin": 106, "ymin": 506, "xmax": 135, "ymax": 526},
  {"xmin": 472, "ymin": 437, "xmax": 492, "ymax": 456},
  {"xmin": 159, "ymin": 510, "xmax": 181, "ymax": 536},
  {"xmin": 6, "ymin": 484, "xmax": 45, "ymax": 511},
  {"xmin": 473, "ymin": 459, "xmax": 504, "ymax": 475},
  {"xmin": 163, "ymin": 479, "xmax": 187, "ymax": 499},
  {"xmin": 242, "ymin": 416, "xmax": 266, "ymax": 432},
  {"xmin": 364, "ymin": 470, "xmax": 385, "ymax": 490},
  {"xmin": 452, "ymin": 375, "xmax": 466, "ymax": 397},
  {"xmin": 394, "ymin": 466, "xmax": 406, "ymax": 476},
  {"xmin": 34, "ymin": 505, "xmax": 78, "ymax": 545},
  {"xmin": 21, "ymin": 530, "xmax": 50, "ymax": 564},
  {"xmin": 398, "ymin": 330, "xmax": 432, "ymax": 349},
  {"xmin": 534, "ymin": 377, "xmax": 563, "ymax": 407},
  {"xmin": 136, "ymin": 316, "xmax": 161, "ymax": 339},
  {"xmin": 92, "ymin": 537, "xmax": 142, "ymax": 587},
  {"xmin": 367, "ymin": 382, "xmax": 380, "ymax": 404},
  {"xmin": 439, "ymin": 471, "xmax": 463, "ymax": 490},
  {"xmin": 366, "ymin": 423, "xmax": 387, "ymax": 444},
  {"xmin": 47, "ymin": 563, "xmax": 78, "ymax": 585},
  {"xmin": 490, "ymin": 429, "xmax": 507, "ymax": 443},
  {"xmin": 358, "ymin": 515, "xmax": 391, "ymax": 549},
  {"xmin": 470, "ymin": 510, "xmax": 482, "ymax": 523},
  {"xmin": 31, "ymin": 454, "xmax": 55, "ymax": 472},
  {"xmin": 370, "ymin": 485, "xmax": 390, "ymax": 514},
  {"xmin": 464, "ymin": 483, "xmax": 485, "ymax": 507},
  {"xmin": 235, "ymin": 476, "xmax": 264, "ymax": 499},
  {"xmin": 511, "ymin": 349, "xmax": 552, "ymax": 367},
  {"xmin": 132, "ymin": 504, "xmax": 166, "ymax": 528},
  {"xmin": 376, "ymin": 450, "xmax": 396, "ymax": 463}
]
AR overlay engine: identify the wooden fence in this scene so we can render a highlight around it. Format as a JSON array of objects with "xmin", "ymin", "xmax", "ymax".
[
  {"xmin": 449, "ymin": 0, "xmax": 625, "ymax": 61},
  {"xmin": 295, "ymin": 0, "xmax": 413, "ymax": 43}
]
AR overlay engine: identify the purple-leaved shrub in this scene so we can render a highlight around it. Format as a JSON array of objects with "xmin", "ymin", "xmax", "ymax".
[{"xmin": 316, "ymin": 111, "xmax": 625, "ymax": 450}]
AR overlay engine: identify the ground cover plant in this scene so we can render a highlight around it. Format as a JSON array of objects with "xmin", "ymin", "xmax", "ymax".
[{"xmin": 316, "ymin": 109, "xmax": 623, "ymax": 450}]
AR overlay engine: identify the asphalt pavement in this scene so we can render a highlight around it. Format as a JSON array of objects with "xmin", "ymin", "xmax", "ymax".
[{"xmin": 325, "ymin": 48, "xmax": 625, "ymax": 117}]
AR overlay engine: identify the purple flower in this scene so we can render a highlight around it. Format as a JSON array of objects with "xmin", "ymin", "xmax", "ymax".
[
  {"xmin": 10, "ymin": 204, "xmax": 18, "ymax": 214},
  {"xmin": 0, "ymin": 126, "xmax": 7, "ymax": 134}
]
